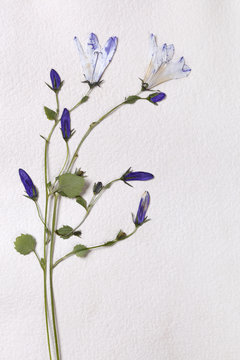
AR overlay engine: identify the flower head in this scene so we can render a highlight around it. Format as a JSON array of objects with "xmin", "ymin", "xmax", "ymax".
[
  {"xmin": 50, "ymin": 69, "xmax": 61, "ymax": 90},
  {"xmin": 60, "ymin": 108, "xmax": 71, "ymax": 140},
  {"xmin": 123, "ymin": 170, "xmax": 154, "ymax": 182},
  {"xmin": 134, "ymin": 191, "xmax": 150, "ymax": 226},
  {"xmin": 74, "ymin": 33, "xmax": 118, "ymax": 87},
  {"xmin": 142, "ymin": 34, "xmax": 191, "ymax": 90},
  {"xmin": 19, "ymin": 169, "xmax": 37, "ymax": 199}
]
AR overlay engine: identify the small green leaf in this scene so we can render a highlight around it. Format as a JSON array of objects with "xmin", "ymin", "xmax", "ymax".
[
  {"xmin": 76, "ymin": 196, "xmax": 88, "ymax": 210},
  {"xmin": 80, "ymin": 96, "xmax": 89, "ymax": 104},
  {"xmin": 44, "ymin": 106, "xmax": 57, "ymax": 120},
  {"xmin": 73, "ymin": 244, "xmax": 89, "ymax": 257},
  {"xmin": 56, "ymin": 225, "xmax": 73, "ymax": 239},
  {"xmin": 14, "ymin": 234, "xmax": 36, "ymax": 255},
  {"xmin": 104, "ymin": 240, "xmax": 117, "ymax": 247},
  {"xmin": 124, "ymin": 95, "xmax": 141, "ymax": 104},
  {"xmin": 58, "ymin": 173, "xmax": 85, "ymax": 198},
  {"xmin": 73, "ymin": 231, "xmax": 82, "ymax": 237}
]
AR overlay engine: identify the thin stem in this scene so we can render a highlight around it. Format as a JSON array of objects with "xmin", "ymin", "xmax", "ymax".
[
  {"xmin": 70, "ymin": 178, "xmax": 120, "ymax": 235},
  {"xmin": 49, "ymin": 194, "xmax": 60, "ymax": 359},
  {"xmin": 67, "ymin": 102, "xmax": 125, "ymax": 172},
  {"xmin": 52, "ymin": 140, "xmax": 70, "ymax": 189},
  {"xmin": 43, "ymin": 94, "xmax": 60, "ymax": 360},
  {"xmin": 34, "ymin": 201, "xmax": 48, "ymax": 227},
  {"xmin": 53, "ymin": 227, "xmax": 138, "ymax": 268},
  {"xmin": 69, "ymin": 89, "xmax": 92, "ymax": 113},
  {"xmin": 33, "ymin": 250, "xmax": 44, "ymax": 270}
]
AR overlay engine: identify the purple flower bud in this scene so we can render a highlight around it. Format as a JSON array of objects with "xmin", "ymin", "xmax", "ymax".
[
  {"xmin": 50, "ymin": 69, "xmax": 61, "ymax": 90},
  {"xmin": 134, "ymin": 191, "xmax": 150, "ymax": 226},
  {"xmin": 19, "ymin": 169, "xmax": 37, "ymax": 199},
  {"xmin": 124, "ymin": 171, "xmax": 154, "ymax": 182},
  {"xmin": 61, "ymin": 108, "xmax": 71, "ymax": 140},
  {"xmin": 149, "ymin": 92, "xmax": 166, "ymax": 103}
]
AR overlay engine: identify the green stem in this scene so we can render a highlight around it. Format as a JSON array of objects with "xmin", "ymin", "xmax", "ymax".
[
  {"xmin": 53, "ymin": 227, "xmax": 138, "ymax": 268},
  {"xmin": 33, "ymin": 250, "xmax": 44, "ymax": 270},
  {"xmin": 43, "ymin": 94, "xmax": 60, "ymax": 360},
  {"xmin": 52, "ymin": 140, "xmax": 70, "ymax": 189},
  {"xmin": 69, "ymin": 89, "xmax": 92, "ymax": 113},
  {"xmin": 49, "ymin": 194, "xmax": 60, "ymax": 359},
  {"xmin": 34, "ymin": 201, "xmax": 48, "ymax": 228},
  {"xmin": 70, "ymin": 178, "xmax": 120, "ymax": 235},
  {"xmin": 66, "ymin": 102, "xmax": 126, "ymax": 172}
]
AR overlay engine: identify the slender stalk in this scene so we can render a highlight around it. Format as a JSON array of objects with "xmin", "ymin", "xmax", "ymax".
[
  {"xmin": 67, "ymin": 102, "xmax": 125, "ymax": 172},
  {"xmin": 33, "ymin": 250, "xmax": 44, "ymax": 270},
  {"xmin": 69, "ymin": 89, "xmax": 92, "ymax": 113},
  {"xmin": 49, "ymin": 194, "xmax": 60, "ymax": 359},
  {"xmin": 70, "ymin": 179, "xmax": 120, "ymax": 235},
  {"xmin": 34, "ymin": 201, "xmax": 48, "ymax": 228},
  {"xmin": 52, "ymin": 140, "xmax": 70, "ymax": 189},
  {"xmin": 43, "ymin": 92, "xmax": 60, "ymax": 360},
  {"xmin": 53, "ymin": 227, "xmax": 138, "ymax": 268}
]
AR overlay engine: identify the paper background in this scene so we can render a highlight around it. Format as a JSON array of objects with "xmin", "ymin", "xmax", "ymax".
[{"xmin": 1, "ymin": 0, "xmax": 240, "ymax": 359}]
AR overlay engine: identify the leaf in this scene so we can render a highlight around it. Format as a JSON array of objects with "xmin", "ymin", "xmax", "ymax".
[
  {"xmin": 80, "ymin": 96, "xmax": 89, "ymax": 104},
  {"xmin": 44, "ymin": 106, "xmax": 57, "ymax": 120},
  {"xmin": 73, "ymin": 244, "xmax": 89, "ymax": 258},
  {"xmin": 56, "ymin": 225, "xmax": 82, "ymax": 239},
  {"xmin": 73, "ymin": 231, "xmax": 82, "ymax": 237},
  {"xmin": 124, "ymin": 95, "xmax": 141, "ymax": 104},
  {"xmin": 14, "ymin": 234, "xmax": 36, "ymax": 255},
  {"xmin": 76, "ymin": 196, "xmax": 87, "ymax": 210},
  {"xmin": 104, "ymin": 240, "xmax": 117, "ymax": 247},
  {"xmin": 58, "ymin": 173, "xmax": 85, "ymax": 198},
  {"xmin": 56, "ymin": 225, "xmax": 73, "ymax": 239}
]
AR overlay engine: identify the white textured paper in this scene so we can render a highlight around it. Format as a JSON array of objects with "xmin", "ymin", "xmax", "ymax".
[{"xmin": 1, "ymin": 0, "xmax": 240, "ymax": 359}]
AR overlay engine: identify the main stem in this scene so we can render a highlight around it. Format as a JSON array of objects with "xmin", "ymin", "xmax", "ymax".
[
  {"xmin": 43, "ymin": 93, "xmax": 60, "ymax": 360},
  {"xmin": 49, "ymin": 194, "xmax": 60, "ymax": 359}
]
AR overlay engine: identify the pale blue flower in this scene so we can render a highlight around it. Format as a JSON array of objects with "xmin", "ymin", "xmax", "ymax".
[
  {"xmin": 142, "ymin": 34, "xmax": 191, "ymax": 90},
  {"xmin": 74, "ymin": 33, "xmax": 118, "ymax": 87}
]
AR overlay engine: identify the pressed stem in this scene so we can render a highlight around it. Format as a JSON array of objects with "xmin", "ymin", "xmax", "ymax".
[
  {"xmin": 52, "ymin": 140, "xmax": 70, "ymax": 189},
  {"xmin": 53, "ymin": 227, "xmax": 138, "ymax": 268},
  {"xmin": 49, "ymin": 194, "xmax": 60, "ymax": 359},
  {"xmin": 34, "ymin": 201, "xmax": 48, "ymax": 228},
  {"xmin": 70, "ymin": 178, "xmax": 120, "ymax": 235},
  {"xmin": 33, "ymin": 250, "xmax": 44, "ymax": 270},
  {"xmin": 69, "ymin": 89, "xmax": 92, "ymax": 113},
  {"xmin": 67, "ymin": 102, "xmax": 125, "ymax": 172},
  {"xmin": 43, "ymin": 93, "xmax": 60, "ymax": 360}
]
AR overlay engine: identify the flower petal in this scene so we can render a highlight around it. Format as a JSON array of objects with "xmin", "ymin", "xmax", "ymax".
[
  {"xmin": 74, "ymin": 36, "xmax": 92, "ymax": 82},
  {"xmin": 92, "ymin": 36, "xmax": 118, "ymax": 83},
  {"xmin": 149, "ymin": 56, "xmax": 191, "ymax": 88}
]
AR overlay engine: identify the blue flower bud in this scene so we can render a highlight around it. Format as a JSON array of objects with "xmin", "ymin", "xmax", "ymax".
[
  {"xmin": 50, "ymin": 69, "xmax": 61, "ymax": 90},
  {"xmin": 93, "ymin": 182, "xmax": 103, "ymax": 194},
  {"xmin": 123, "ymin": 171, "xmax": 154, "ymax": 182},
  {"xmin": 149, "ymin": 92, "xmax": 166, "ymax": 103},
  {"xmin": 134, "ymin": 191, "xmax": 150, "ymax": 226},
  {"xmin": 19, "ymin": 169, "xmax": 37, "ymax": 199},
  {"xmin": 60, "ymin": 108, "xmax": 71, "ymax": 140}
]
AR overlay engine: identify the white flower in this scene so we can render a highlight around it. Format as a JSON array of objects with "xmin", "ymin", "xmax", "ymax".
[
  {"xmin": 74, "ymin": 33, "xmax": 118, "ymax": 86},
  {"xmin": 142, "ymin": 34, "xmax": 191, "ymax": 90}
]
